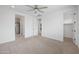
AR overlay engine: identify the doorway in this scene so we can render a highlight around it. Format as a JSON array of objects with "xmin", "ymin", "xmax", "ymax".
[
  {"xmin": 15, "ymin": 14, "xmax": 24, "ymax": 39},
  {"xmin": 38, "ymin": 18, "xmax": 42, "ymax": 36},
  {"xmin": 63, "ymin": 10, "xmax": 74, "ymax": 42}
]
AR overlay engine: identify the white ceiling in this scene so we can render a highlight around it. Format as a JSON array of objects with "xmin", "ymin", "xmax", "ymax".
[{"xmin": 14, "ymin": 5, "xmax": 75, "ymax": 15}]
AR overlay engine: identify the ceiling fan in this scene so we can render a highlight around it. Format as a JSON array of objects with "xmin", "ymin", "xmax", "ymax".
[{"xmin": 25, "ymin": 5, "xmax": 48, "ymax": 13}]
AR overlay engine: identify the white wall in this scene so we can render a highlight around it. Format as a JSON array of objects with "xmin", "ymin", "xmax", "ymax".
[
  {"xmin": 0, "ymin": 6, "xmax": 38, "ymax": 43},
  {"xmin": 42, "ymin": 7, "xmax": 75, "ymax": 41},
  {"xmin": 42, "ymin": 11, "xmax": 64, "ymax": 41},
  {"xmin": 24, "ymin": 15, "xmax": 38, "ymax": 38},
  {"xmin": 24, "ymin": 15, "xmax": 34, "ymax": 37},
  {"xmin": 64, "ymin": 24, "xmax": 73, "ymax": 38},
  {"xmin": 0, "ymin": 6, "xmax": 15, "ymax": 43}
]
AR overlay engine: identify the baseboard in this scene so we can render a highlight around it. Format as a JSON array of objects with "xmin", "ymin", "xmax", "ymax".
[
  {"xmin": 42, "ymin": 35, "xmax": 63, "ymax": 42},
  {"xmin": 0, "ymin": 39, "xmax": 15, "ymax": 44}
]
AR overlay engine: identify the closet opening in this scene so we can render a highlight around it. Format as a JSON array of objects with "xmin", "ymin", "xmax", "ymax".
[{"xmin": 63, "ymin": 10, "xmax": 74, "ymax": 42}]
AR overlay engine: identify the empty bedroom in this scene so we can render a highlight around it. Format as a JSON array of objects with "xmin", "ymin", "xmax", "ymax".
[{"xmin": 0, "ymin": 5, "xmax": 79, "ymax": 54}]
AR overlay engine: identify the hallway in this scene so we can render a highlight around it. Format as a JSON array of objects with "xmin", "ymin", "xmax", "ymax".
[{"xmin": 0, "ymin": 36, "xmax": 79, "ymax": 54}]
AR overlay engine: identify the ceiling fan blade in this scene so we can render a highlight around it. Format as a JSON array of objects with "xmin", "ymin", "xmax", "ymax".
[
  {"xmin": 25, "ymin": 5, "xmax": 34, "ymax": 9},
  {"xmin": 37, "ymin": 9, "xmax": 44, "ymax": 13},
  {"xmin": 39, "ymin": 7, "xmax": 48, "ymax": 9},
  {"xmin": 26, "ymin": 9, "xmax": 34, "ymax": 11}
]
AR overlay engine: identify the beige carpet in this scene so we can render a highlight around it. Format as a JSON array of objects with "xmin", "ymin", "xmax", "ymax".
[{"xmin": 0, "ymin": 35, "xmax": 79, "ymax": 54}]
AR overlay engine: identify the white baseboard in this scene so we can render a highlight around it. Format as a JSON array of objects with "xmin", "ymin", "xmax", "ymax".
[
  {"xmin": 0, "ymin": 39, "xmax": 15, "ymax": 44},
  {"xmin": 42, "ymin": 34, "xmax": 63, "ymax": 42}
]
